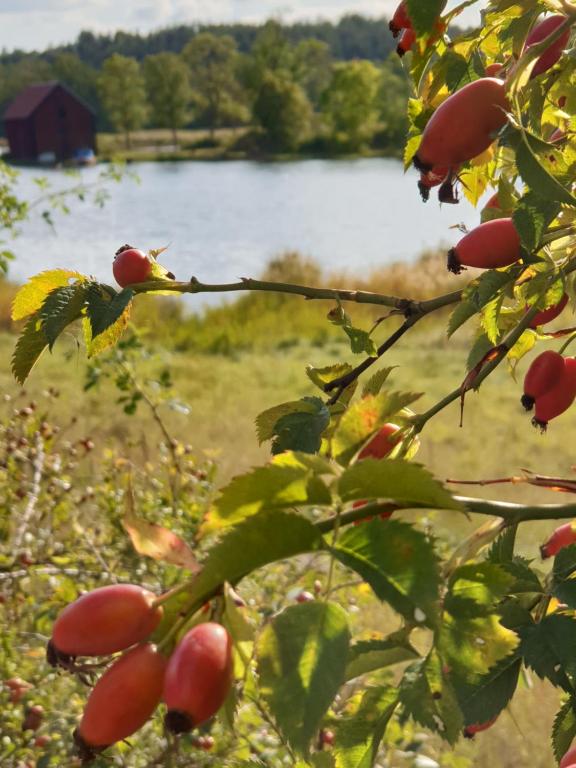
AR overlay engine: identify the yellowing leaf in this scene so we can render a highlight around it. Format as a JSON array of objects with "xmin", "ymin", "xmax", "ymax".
[
  {"xmin": 123, "ymin": 485, "xmax": 199, "ymax": 572},
  {"xmin": 12, "ymin": 269, "xmax": 86, "ymax": 321}
]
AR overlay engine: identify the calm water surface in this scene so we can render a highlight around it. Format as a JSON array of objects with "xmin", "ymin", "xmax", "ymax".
[{"xmin": 12, "ymin": 159, "xmax": 482, "ymax": 305}]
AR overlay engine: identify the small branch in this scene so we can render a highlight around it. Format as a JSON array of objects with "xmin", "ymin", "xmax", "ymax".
[
  {"xmin": 12, "ymin": 432, "xmax": 44, "ymax": 554},
  {"xmin": 131, "ymin": 275, "xmax": 463, "ymax": 312},
  {"xmin": 325, "ymin": 318, "xmax": 416, "ymax": 404},
  {"xmin": 324, "ymin": 290, "xmax": 463, "ymax": 403},
  {"xmin": 413, "ymin": 306, "xmax": 545, "ymax": 432},
  {"xmin": 317, "ymin": 494, "xmax": 576, "ymax": 536}
]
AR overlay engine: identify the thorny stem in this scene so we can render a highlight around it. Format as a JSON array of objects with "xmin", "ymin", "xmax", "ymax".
[
  {"xmin": 324, "ymin": 290, "xmax": 463, "ymax": 402},
  {"xmin": 317, "ymin": 496, "xmax": 576, "ymax": 536},
  {"xmin": 412, "ymin": 303, "xmax": 542, "ymax": 432},
  {"xmin": 413, "ymin": 259, "xmax": 576, "ymax": 432}
]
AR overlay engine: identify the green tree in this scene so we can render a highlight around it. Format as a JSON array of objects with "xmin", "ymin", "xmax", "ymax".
[
  {"xmin": 52, "ymin": 53, "xmax": 100, "ymax": 120},
  {"xmin": 252, "ymin": 73, "xmax": 312, "ymax": 152},
  {"xmin": 241, "ymin": 20, "xmax": 294, "ymax": 95},
  {"xmin": 143, "ymin": 53, "xmax": 192, "ymax": 144},
  {"xmin": 292, "ymin": 39, "xmax": 333, "ymax": 107},
  {"xmin": 98, "ymin": 54, "xmax": 147, "ymax": 149},
  {"xmin": 182, "ymin": 33, "xmax": 246, "ymax": 139},
  {"xmin": 376, "ymin": 57, "xmax": 410, "ymax": 152},
  {"xmin": 321, "ymin": 60, "xmax": 382, "ymax": 151}
]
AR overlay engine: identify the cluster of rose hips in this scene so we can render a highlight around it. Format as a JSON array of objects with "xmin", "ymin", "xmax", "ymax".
[
  {"xmin": 46, "ymin": 584, "xmax": 232, "ymax": 763},
  {"xmin": 391, "ymin": 5, "xmax": 569, "ymax": 205},
  {"xmin": 522, "ymin": 350, "xmax": 576, "ymax": 430}
]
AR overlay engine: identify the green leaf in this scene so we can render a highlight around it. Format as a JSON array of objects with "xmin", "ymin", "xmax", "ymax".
[
  {"xmin": 439, "ymin": 613, "xmax": 519, "ymax": 683},
  {"xmin": 552, "ymin": 698, "xmax": 576, "ymax": 764},
  {"xmin": 451, "ymin": 655, "xmax": 521, "ymax": 727},
  {"xmin": 333, "ymin": 686, "xmax": 398, "ymax": 768},
  {"xmin": 86, "ymin": 283, "xmax": 134, "ymax": 338},
  {"xmin": 442, "ymin": 51, "xmax": 472, "ymax": 92},
  {"xmin": 345, "ymin": 634, "xmax": 420, "ymax": 681},
  {"xmin": 307, "ymin": 363, "xmax": 352, "ymax": 389},
  {"xmin": 223, "ymin": 583, "xmax": 255, "ymax": 643},
  {"xmin": 256, "ymin": 401, "xmax": 313, "ymax": 444},
  {"xmin": 361, "ymin": 368, "xmax": 395, "ymax": 398},
  {"xmin": 331, "ymin": 392, "xmax": 422, "ymax": 467},
  {"xmin": 406, "ymin": 0, "xmax": 445, "ymax": 34},
  {"xmin": 440, "ymin": 565, "xmax": 519, "ymax": 682},
  {"xmin": 515, "ymin": 139, "xmax": 576, "ymax": 207},
  {"xmin": 343, "ymin": 326, "xmax": 377, "ymax": 356},
  {"xmin": 507, "ymin": 329, "xmax": 537, "ymax": 366},
  {"xmin": 487, "ymin": 527, "xmax": 518, "ymax": 564},
  {"xmin": 447, "ymin": 301, "xmax": 478, "ymax": 337},
  {"xmin": 331, "ymin": 519, "xmax": 441, "ymax": 627},
  {"xmin": 481, "ymin": 297, "xmax": 504, "ymax": 345},
  {"xmin": 519, "ymin": 615, "xmax": 576, "ymax": 688},
  {"xmin": 399, "ymin": 650, "xmax": 464, "ymax": 744},
  {"xmin": 205, "ymin": 452, "xmax": 332, "ymax": 532},
  {"xmin": 84, "ymin": 283, "xmax": 134, "ymax": 356},
  {"xmin": 339, "ymin": 459, "xmax": 462, "ymax": 511},
  {"xmin": 11, "ymin": 268, "xmax": 86, "ymax": 321},
  {"xmin": 445, "ymin": 563, "xmax": 515, "ymax": 618},
  {"xmin": 39, "ymin": 284, "xmax": 88, "ymax": 349},
  {"xmin": 11, "ymin": 313, "xmax": 48, "ymax": 385},
  {"xmin": 178, "ymin": 511, "xmax": 325, "ymax": 618},
  {"xmin": 513, "ymin": 193, "xmax": 561, "ymax": 252},
  {"xmin": 271, "ymin": 397, "xmax": 331, "ymax": 456},
  {"xmin": 451, "ymin": 269, "xmax": 517, "ymax": 341},
  {"xmin": 257, "ymin": 602, "xmax": 350, "ymax": 757},
  {"xmin": 553, "ymin": 544, "xmax": 576, "ymax": 583},
  {"xmin": 553, "ymin": 545, "xmax": 576, "ymax": 609}
]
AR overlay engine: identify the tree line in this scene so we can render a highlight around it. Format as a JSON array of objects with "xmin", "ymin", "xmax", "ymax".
[{"xmin": 0, "ymin": 18, "xmax": 409, "ymax": 154}]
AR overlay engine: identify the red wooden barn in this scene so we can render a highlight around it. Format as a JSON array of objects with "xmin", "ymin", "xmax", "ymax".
[{"xmin": 3, "ymin": 82, "xmax": 96, "ymax": 163}]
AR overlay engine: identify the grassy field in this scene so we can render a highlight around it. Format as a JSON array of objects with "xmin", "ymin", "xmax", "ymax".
[
  {"xmin": 2, "ymin": 251, "xmax": 573, "ymax": 766},
  {"xmin": 96, "ymin": 127, "xmax": 249, "ymax": 162}
]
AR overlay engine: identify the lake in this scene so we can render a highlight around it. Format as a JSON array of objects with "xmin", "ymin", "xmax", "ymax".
[{"xmin": 11, "ymin": 158, "xmax": 481, "ymax": 305}]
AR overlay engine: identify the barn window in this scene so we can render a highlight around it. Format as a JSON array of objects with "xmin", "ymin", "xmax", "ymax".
[{"xmin": 58, "ymin": 106, "xmax": 67, "ymax": 119}]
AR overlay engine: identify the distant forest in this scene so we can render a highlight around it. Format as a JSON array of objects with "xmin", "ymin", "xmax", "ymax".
[
  {"xmin": 0, "ymin": 15, "xmax": 433, "ymax": 154},
  {"xmin": 1, "ymin": 16, "xmax": 397, "ymax": 68}
]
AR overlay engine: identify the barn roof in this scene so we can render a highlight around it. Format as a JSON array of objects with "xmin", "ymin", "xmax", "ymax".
[
  {"xmin": 4, "ymin": 83, "xmax": 58, "ymax": 120},
  {"xmin": 3, "ymin": 82, "xmax": 95, "ymax": 120}
]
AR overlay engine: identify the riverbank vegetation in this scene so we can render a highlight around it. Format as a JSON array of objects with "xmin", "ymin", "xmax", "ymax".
[{"xmin": 0, "ymin": 18, "xmax": 410, "ymax": 158}]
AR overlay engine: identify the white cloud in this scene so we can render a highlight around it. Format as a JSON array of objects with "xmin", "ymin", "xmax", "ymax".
[{"xmin": 0, "ymin": 0, "xmax": 482, "ymax": 52}]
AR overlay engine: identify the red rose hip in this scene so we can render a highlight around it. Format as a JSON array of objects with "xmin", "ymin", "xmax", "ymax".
[
  {"xmin": 522, "ymin": 350, "xmax": 565, "ymax": 411},
  {"xmin": 48, "ymin": 584, "xmax": 163, "ymax": 664},
  {"xmin": 523, "ymin": 15, "xmax": 570, "ymax": 79},
  {"xmin": 529, "ymin": 293, "xmax": 568, "ymax": 329},
  {"xmin": 532, "ymin": 357, "xmax": 576, "ymax": 430},
  {"xmin": 113, "ymin": 248, "xmax": 152, "ymax": 287},
  {"xmin": 447, "ymin": 218, "xmax": 521, "ymax": 274},
  {"xmin": 541, "ymin": 523, "xmax": 576, "ymax": 559},
  {"xmin": 414, "ymin": 78, "xmax": 509, "ymax": 173},
  {"xmin": 75, "ymin": 644, "xmax": 166, "ymax": 760},
  {"xmin": 164, "ymin": 622, "xmax": 233, "ymax": 734}
]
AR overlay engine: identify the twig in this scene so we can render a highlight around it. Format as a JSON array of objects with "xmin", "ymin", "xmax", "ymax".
[
  {"xmin": 324, "ymin": 290, "xmax": 463, "ymax": 403},
  {"xmin": 12, "ymin": 431, "xmax": 44, "ymax": 554}
]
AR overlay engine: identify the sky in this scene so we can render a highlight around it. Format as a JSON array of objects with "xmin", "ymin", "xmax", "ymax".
[{"xmin": 0, "ymin": 0, "xmax": 482, "ymax": 53}]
